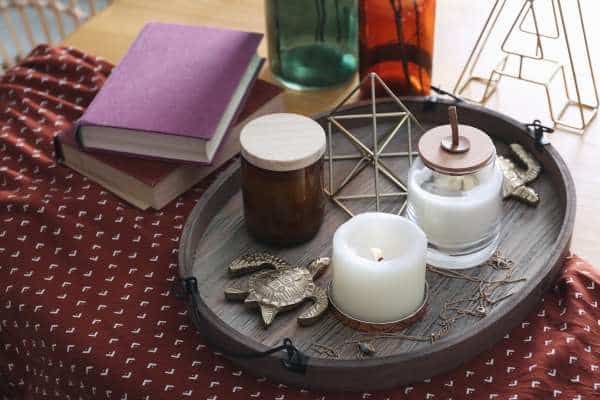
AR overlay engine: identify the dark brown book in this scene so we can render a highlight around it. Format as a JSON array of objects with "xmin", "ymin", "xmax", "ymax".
[{"xmin": 55, "ymin": 80, "xmax": 284, "ymax": 210}]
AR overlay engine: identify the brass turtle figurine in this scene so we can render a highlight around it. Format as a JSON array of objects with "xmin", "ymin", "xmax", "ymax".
[
  {"xmin": 498, "ymin": 143, "xmax": 542, "ymax": 206},
  {"xmin": 224, "ymin": 253, "xmax": 330, "ymax": 327}
]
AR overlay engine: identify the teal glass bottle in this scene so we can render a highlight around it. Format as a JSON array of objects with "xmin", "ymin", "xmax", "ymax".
[{"xmin": 265, "ymin": 0, "xmax": 358, "ymax": 90}]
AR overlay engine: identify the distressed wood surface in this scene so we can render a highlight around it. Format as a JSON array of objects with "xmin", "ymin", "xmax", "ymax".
[{"xmin": 178, "ymin": 98, "xmax": 575, "ymax": 391}]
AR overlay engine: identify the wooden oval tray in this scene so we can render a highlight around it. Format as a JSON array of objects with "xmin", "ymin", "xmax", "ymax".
[{"xmin": 178, "ymin": 98, "xmax": 575, "ymax": 392}]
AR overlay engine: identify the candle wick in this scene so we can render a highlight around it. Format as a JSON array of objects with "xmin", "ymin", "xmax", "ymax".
[{"xmin": 370, "ymin": 248, "xmax": 384, "ymax": 262}]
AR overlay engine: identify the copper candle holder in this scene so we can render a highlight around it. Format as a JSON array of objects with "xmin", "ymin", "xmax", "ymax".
[{"xmin": 326, "ymin": 281, "xmax": 429, "ymax": 333}]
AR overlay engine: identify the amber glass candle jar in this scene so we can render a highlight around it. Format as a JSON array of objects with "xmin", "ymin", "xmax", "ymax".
[
  {"xmin": 359, "ymin": 0, "xmax": 436, "ymax": 96},
  {"xmin": 240, "ymin": 113, "xmax": 326, "ymax": 247}
]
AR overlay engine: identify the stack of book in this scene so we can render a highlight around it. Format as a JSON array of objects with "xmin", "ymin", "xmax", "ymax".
[{"xmin": 55, "ymin": 22, "xmax": 283, "ymax": 210}]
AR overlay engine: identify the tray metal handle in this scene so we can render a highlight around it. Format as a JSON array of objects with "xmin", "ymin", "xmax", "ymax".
[{"xmin": 174, "ymin": 277, "xmax": 309, "ymax": 374}]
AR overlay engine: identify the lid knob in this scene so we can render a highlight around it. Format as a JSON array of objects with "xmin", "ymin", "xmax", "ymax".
[{"xmin": 440, "ymin": 106, "xmax": 470, "ymax": 153}]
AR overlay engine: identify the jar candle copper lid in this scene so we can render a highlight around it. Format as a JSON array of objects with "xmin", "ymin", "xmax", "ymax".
[
  {"xmin": 240, "ymin": 113, "xmax": 326, "ymax": 172},
  {"xmin": 418, "ymin": 107, "xmax": 495, "ymax": 175}
]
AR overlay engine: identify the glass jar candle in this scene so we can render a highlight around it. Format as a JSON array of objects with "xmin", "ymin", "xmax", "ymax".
[
  {"xmin": 240, "ymin": 113, "xmax": 326, "ymax": 246},
  {"xmin": 406, "ymin": 107, "xmax": 503, "ymax": 269},
  {"xmin": 265, "ymin": 0, "xmax": 358, "ymax": 90}
]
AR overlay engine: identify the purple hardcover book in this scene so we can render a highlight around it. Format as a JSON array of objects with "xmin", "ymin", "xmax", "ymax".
[{"xmin": 75, "ymin": 22, "xmax": 263, "ymax": 164}]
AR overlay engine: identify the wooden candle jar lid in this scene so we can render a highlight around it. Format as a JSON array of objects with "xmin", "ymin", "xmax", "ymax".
[
  {"xmin": 240, "ymin": 113, "xmax": 326, "ymax": 172},
  {"xmin": 418, "ymin": 107, "xmax": 495, "ymax": 175}
]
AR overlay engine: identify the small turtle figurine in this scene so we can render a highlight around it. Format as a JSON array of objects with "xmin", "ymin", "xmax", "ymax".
[
  {"xmin": 497, "ymin": 143, "xmax": 542, "ymax": 206},
  {"xmin": 224, "ymin": 253, "xmax": 330, "ymax": 327}
]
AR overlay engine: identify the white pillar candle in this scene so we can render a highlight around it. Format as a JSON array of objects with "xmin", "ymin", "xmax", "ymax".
[{"xmin": 331, "ymin": 213, "xmax": 427, "ymax": 323}]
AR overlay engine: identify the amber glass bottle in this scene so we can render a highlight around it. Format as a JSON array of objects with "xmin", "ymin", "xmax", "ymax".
[{"xmin": 359, "ymin": 0, "xmax": 436, "ymax": 96}]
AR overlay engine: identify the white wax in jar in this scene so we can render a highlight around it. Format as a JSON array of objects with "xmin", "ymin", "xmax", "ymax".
[
  {"xmin": 407, "ymin": 161, "xmax": 503, "ymax": 249},
  {"xmin": 331, "ymin": 213, "xmax": 427, "ymax": 323}
]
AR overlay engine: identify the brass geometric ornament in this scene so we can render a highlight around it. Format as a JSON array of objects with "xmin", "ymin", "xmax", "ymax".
[
  {"xmin": 453, "ymin": 0, "xmax": 599, "ymax": 133},
  {"xmin": 498, "ymin": 143, "xmax": 542, "ymax": 206},
  {"xmin": 324, "ymin": 72, "xmax": 426, "ymax": 217}
]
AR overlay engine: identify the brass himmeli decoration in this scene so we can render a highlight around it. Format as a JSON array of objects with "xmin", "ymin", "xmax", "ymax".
[
  {"xmin": 498, "ymin": 143, "xmax": 542, "ymax": 205},
  {"xmin": 324, "ymin": 72, "xmax": 425, "ymax": 217},
  {"xmin": 224, "ymin": 253, "xmax": 330, "ymax": 327},
  {"xmin": 453, "ymin": 0, "xmax": 599, "ymax": 133}
]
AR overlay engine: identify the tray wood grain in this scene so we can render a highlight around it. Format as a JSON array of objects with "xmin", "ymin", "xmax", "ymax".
[{"xmin": 178, "ymin": 98, "xmax": 575, "ymax": 391}]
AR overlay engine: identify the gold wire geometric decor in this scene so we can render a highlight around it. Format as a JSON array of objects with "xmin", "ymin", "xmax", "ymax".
[
  {"xmin": 453, "ymin": 0, "xmax": 599, "ymax": 133},
  {"xmin": 323, "ymin": 72, "xmax": 425, "ymax": 217}
]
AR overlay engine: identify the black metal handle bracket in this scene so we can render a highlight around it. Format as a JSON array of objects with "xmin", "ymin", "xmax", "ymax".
[
  {"xmin": 525, "ymin": 120, "xmax": 554, "ymax": 150},
  {"xmin": 174, "ymin": 277, "xmax": 309, "ymax": 374},
  {"xmin": 423, "ymin": 86, "xmax": 464, "ymax": 112}
]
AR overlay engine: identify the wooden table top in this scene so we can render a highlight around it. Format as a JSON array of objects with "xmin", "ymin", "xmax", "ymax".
[{"xmin": 62, "ymin": 0, "xmax": 600, "ymax": 266}]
